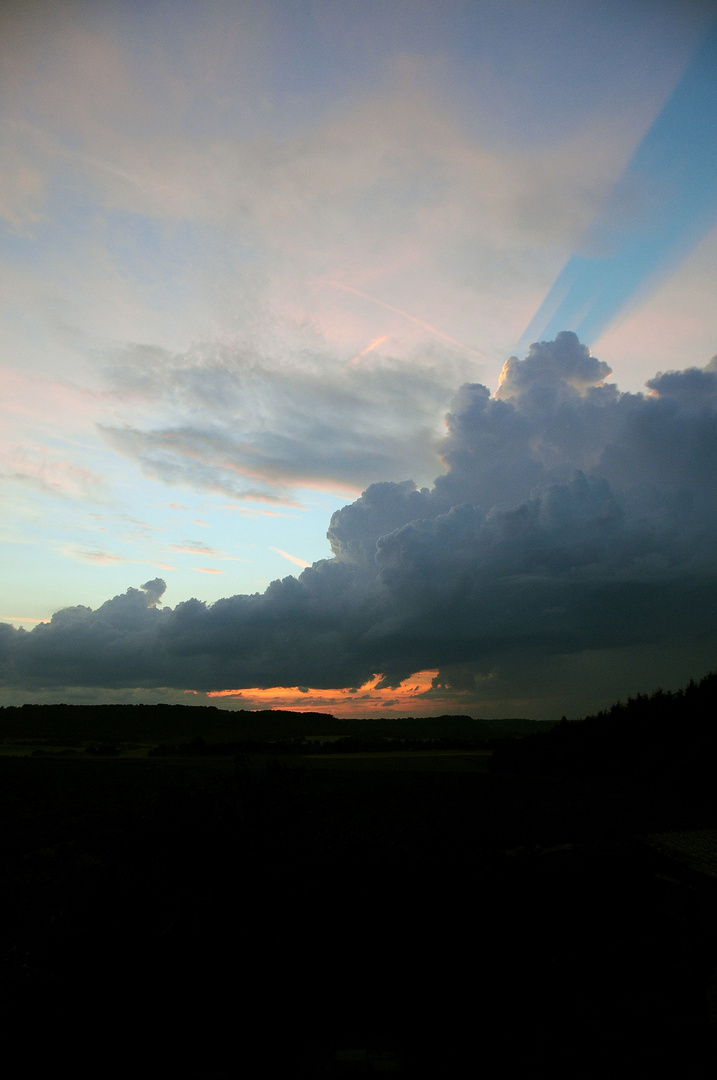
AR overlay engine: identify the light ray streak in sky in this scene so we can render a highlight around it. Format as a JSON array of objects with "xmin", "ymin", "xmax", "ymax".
[
  {"xmin": 328, "ymin": 281, "xmax": 487, "ymax": 360},
  {"xmin": 517, "ymin": 20, "xmax": 717, "ymax": 353},
  {"xmin": 347, "ymin": 335, "xmax": 390, "ymax": 365},
  {"xmin": 270, "ymin": 546, "xmax": 311, "ymax": 568}
]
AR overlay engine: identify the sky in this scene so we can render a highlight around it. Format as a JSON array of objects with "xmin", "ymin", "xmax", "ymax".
[{"xmin": 2, "ymin": 0, "xmax": 717, "ymax": 719}]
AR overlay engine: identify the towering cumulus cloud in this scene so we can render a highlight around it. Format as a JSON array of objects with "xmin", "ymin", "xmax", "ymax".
[{"xmin": 3, "ymin": 332, "xmax": 717, "ymax": 716}]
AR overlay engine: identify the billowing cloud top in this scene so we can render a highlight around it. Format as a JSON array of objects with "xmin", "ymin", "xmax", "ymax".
[{"xmin": 3, "ymin": 332, "xmax": 717, "ymax": 717}]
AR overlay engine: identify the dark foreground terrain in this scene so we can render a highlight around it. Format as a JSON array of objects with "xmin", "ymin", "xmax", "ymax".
[{"xmin": 1, "ymin": 684, "xmax": 716, "ymax": 1076}]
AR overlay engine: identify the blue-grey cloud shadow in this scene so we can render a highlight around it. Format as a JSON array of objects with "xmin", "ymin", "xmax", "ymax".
[{"xmin": 518, "ymin": 19, "xmax": 717, "ymax": 352}]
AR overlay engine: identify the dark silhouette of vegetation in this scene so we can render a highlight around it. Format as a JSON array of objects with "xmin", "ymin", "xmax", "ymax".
[
  {"xmin": 0, "ymin": 702, "xmax": 543, "ymax": 748},
  {"xmin": 491, "ymin": 671, "xmax": 717, "ymax": 819}
]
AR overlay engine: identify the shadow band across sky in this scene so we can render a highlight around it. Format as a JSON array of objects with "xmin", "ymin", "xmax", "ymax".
[{"xmin": 518, "ymin": 19, "xmax": 717, "ymax": 353}]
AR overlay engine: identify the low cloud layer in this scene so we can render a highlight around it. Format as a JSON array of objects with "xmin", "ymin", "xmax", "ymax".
[{"xmin": 3, "ymin": 332, "xmax": 717, "ymax": 718}]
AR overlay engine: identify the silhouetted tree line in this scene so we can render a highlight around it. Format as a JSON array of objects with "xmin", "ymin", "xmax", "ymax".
[
  {"xmin": 491, "ymin": 670, "xmax": 717, "ymax": 797},
  {"xmin": 0, "ymin": 702, "xmax": 542, "ymax": 745},
  {"xmin": 0, "ymin": 702, "xmax": 345, "ymax": 742}
]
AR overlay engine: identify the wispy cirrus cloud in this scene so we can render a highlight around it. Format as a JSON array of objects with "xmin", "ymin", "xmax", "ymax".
[
  {"xmin": 64, "ymin": 547, "xmax": 176, "ymax": 571},
  {"xmin": 0, "ymin": 445, "xmax": 106, "ymax": 501},
  {"xmin": 99, "ymin": 340, "xmax": 477, "ymax": 503},
  {"xmin": 170, "ymin": 541, "xmax": 219, "ymax": 556}
]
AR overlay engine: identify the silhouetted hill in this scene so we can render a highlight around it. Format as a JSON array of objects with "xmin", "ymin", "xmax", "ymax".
[
  {"xmin": 0, "ymin": 703, "xmax": 345, "ymax": 743},
  {"xmin": 0, "ymin": 702, "xmax": 545, "ymax": 745}
]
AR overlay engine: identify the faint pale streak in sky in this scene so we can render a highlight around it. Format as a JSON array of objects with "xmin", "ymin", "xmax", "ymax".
[
  {"xmin": 271, "ymin": 546, "xmax": 311, "ymax": 568},
  {"xmin": 63, "ymin": 545, "xmax": 175, "ymax": 571},
  {"xmin": 518, "ymin": 20, "xmax": 717, "ymax": 353},
  {"xmin": 347, "ymin": 335, "xmax": 390, "ymax": 365},
  {"xmin": 328, "ymin": 280, "xmax": 487, "ymax": 360}
]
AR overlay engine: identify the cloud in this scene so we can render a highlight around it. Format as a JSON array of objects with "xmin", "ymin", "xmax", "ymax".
[
  {"xmin": 2, "ymin": 0, "xmax": 658, "ymax": 395},
  {"xmin": 496, "ymin": 333, "xmax": 612, "ymax": 399},
  {"xmin": 3, "ymin": 332, "xmax": 717, "ymax": 717},
  {"xmin": 0, "ymin": 442, "xmax": 106, "ymax": 501},
  {"xmin": 100, "ymin": 338, "xmax": 476, "ymax": 501},
  {"xmin": 170, "ymin": 542, "xmax": 219, "ymax": 556},
  {"xmin": 0, "ymin": 127, "xmax": 47, "ymax": 232}
]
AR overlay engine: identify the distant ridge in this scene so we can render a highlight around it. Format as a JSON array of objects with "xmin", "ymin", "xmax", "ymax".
[{"xmin": 0, "ymin": 702, "xmax": 542, "ymax": 744}]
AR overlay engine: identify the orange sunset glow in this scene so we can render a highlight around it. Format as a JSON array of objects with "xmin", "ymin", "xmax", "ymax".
[{"xmin": 206, "ymin": 669, "xmax": 466, "ymax": 716}]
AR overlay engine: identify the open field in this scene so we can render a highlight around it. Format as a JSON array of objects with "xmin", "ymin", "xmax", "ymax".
[
  {"xmin": 0, "ymin": 741, "xmax": 494, "ymax": 766},
  {"xmin": 285, "ymin": 748, "xmax": 493, "ymax": 771}
]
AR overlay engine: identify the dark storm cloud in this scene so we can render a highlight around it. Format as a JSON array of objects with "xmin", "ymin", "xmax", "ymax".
[{"xmin": 3, "ymin": 332, "xmax": 717, "ymax": 713}]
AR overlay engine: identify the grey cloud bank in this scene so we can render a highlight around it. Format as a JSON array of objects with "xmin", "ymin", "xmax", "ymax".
[
  {"xmin": 3, "ymin": 332, "xmax": 717, "ymax": 718},
  {"xmin": 100, "ymin": 340, "xmax": 477, "ymax": 501}
]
